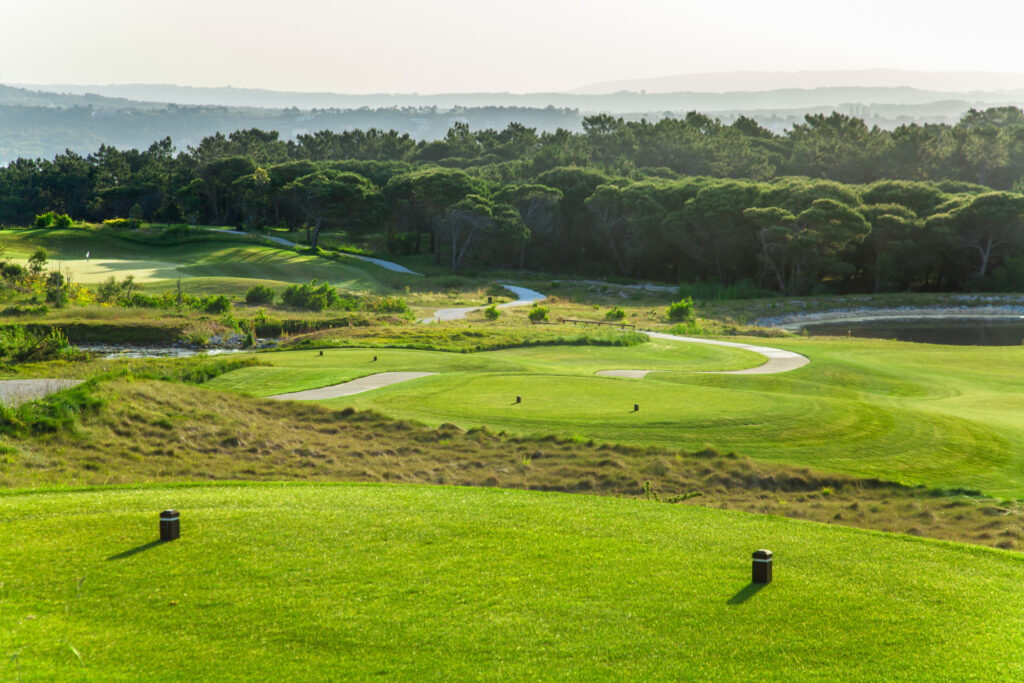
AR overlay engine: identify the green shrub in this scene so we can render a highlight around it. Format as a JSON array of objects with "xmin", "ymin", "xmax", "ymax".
[
  {"xmin": 52, "ymin": 213, "xmax": 72, "ymax": 228},
  {"xmin": 28, "ymin": 247, "xmax": 47, "ymax": 275},
  {"xmin": 34, "ymin": 211, "xmax": 55, "ymax": 228},
  {"xmin": 102, "ymin": 218, "xmax": 142, "ymax": 230},
  {"xmin": 667, "ymin": 297, "xmax": 695, "ymax": 322},
  {"xmin": 1, "ymin": 263, "xmax": 25, "ymax": 281},
  {"xmin": 282, "ymin": 281, "xmax": 342, "ymax": 311},
  {"xmin": 204, "ymin": 295, "xmax": 232, "ymax": 314},
  {"xmin": 528, "ymin": 306, "xmax": 550, "ymax": 323},
  {"xmin": 245, "ymin": 284, "xmax": 275, "ymax": 305},
  {"xmin": 605, "ymin": 306, "xmax": 626, "ymax": 321},
  {"xmin": 361, "ymin": 296, "xmax": 409, "ymax": 314},
  {"xmin": 253, "ymin": 309, "xmax": 284, "ymax": 337},
  {"xmin": 483, "ymin": 305, "xmax": 500, "ymax": 320}
]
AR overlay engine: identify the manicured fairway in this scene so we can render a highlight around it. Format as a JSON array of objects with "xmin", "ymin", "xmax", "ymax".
[
  {"xmin": 0, "ymin": 229, "xmax": 402, "ymax": 293},
  {"xmin": 205, "ymin": 340, "xmax": 765, "ymax": 397},
  {"xmin": 210, "ymin": 336, "xmax": 1024, "ymax": 496},
  {"xmin": 2, "ymin": 483, "xmax": 1022, "ymax": 680}
]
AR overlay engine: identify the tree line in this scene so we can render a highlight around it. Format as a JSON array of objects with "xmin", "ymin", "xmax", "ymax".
[{"xmin": 4, "ymin": 108, "xmax": 1024, "ymax": 293}]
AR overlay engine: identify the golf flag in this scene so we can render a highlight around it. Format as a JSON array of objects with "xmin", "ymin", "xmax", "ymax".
[{"xmin": 86, "ymin": 251, "xmax": 90, "ymax": 262}]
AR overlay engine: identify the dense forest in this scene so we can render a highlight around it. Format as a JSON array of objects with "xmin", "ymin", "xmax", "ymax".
[{"xmin": 5, "ymin": 107, "xmax": 1024, "ymax": 293}]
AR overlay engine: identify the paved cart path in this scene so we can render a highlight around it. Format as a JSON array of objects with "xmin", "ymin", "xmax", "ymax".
[
  {"xmin": 424, "ymin": 285, "xmax": 547, "ymax": 323},
  {"xmin": 430, "ymin": 287, "xmax": 808, "ymax": 375},
  {"xmin": 201, "ymin": 228, "xmax": 424, "ymax": 274},
  {"xmin": 0, "ymin": 379, "xmax": 84, "ymax": 406},
  {"xmin": 268, "ymin": 372, "xmax": 437, "ymax": 401}
]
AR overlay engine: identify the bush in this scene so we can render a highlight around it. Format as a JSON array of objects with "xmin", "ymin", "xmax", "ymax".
[
  {"xmin": 96, "ymin": 276, "xmax": 121, "ymax": 303},
  {"xmin": 252, "ymin": 309, "xmax": 284, "ymax": 337},
  {"xmin": 605, "ymin": 306, "xmax": 626, "ymax": 321},
  {"xmin": 528, "ymin": 306, "xmax": 549, "ymax": 323},
  {"xmin": 483, "ymin": 304, "xmax": 500, "ymax": 320},
  {"xmin": 361, "ymin": 296, "xmax": 409, "ymax": 314},
  {"xmin": 1, "ymin": 263, "xmax": 24, "ymax": 281},
  {"xmin": 282, "ymin": 281, "xmax": 341, "ymax": 311},
  {"xmin": 667, "ymin": 297, "xmax": 695, "ymax": 322},
  {"xmin": 28, "ymin": 247, "xmax": 47, "ymax": 276},
  {"xmin": 102, "ymin": 218, "xmax": 142, "ymax": 230},
  {"xmin": 245, "ymin": 284, "xmax": 275, "ymax": 305},
  {"xmin": 204, "ymin": 294, "xmax": 232, "ymax": 314},
  {"xmin": 52, "ymin": 213, "xmax": 72, "ymax": 228},
  {"xmin": 34, "ymin": 211, "xmax": 55, "ymax": 228}
]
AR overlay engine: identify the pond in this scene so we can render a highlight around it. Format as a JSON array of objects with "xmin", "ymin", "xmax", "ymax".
[
  {"xmin": 803, "ymin": 319, "xmax": 1024, "ymax": 346},
  {"xmin": 78, "ymin": 345, "xmax": 245, "ymax": 360}
]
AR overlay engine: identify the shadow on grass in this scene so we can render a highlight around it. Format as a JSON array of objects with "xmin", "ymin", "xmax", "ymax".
[
  {"xmin": 107, "ymin": 540, "xmax": 166, "ymax": 561},
  {"xmin": 727, "ymin": 582, "xmax": 766, "ymax": 605}
]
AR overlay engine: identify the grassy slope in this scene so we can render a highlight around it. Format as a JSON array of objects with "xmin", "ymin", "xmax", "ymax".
[
  {"xmin": 0, "ymin": 228, "xmax": 404, "ymax": 294},
  {"xmin": 6, "ymin": 378, "xmax": 1024, "ymax": 549},
  {"xmin": 2, "ymin": 483, "xmax": 1023, "ymax": 680},
  {"xmin": 207, "ymin": 336, "xmax": 1024, "ymax": 497}
]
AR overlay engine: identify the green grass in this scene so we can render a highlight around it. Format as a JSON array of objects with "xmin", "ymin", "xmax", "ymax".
[
  {"xmin": 2, "ymin": 482, "xmax": 1022, "ymax": 680},
  {"xmin": 203, "ymin": 335, "xmax": 1024, "ymax": 497},
  {"xmin": 0, "ymin": 228, "xmax": 407, "ymax": 294},
  {"xmin": 206, "ymin": 339, "xmax": 762, "ymax": 397}
]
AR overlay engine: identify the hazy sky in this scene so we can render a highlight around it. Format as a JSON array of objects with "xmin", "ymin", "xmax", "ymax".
[{"xmin": 4, "ymin": 0, "xmax": 1024, "ymax": 93}]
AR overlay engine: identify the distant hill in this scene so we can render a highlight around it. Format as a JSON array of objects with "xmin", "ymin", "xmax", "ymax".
[
  {"xmin": 572, "ymin": 69, "xmax": 1024, "ymax": 94},
  {"xmin": 4, "ymin": 78, "xmax": 1024, "ymax": 164},
  {"xmin": 13, "ymin": 81, "xmax": 1024, "ymax": 113}
]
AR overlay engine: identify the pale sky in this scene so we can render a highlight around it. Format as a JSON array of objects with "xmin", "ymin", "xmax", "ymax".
[{"xmin": 4, "ymin": 0, "xmax": 1024, "ymax": 93}]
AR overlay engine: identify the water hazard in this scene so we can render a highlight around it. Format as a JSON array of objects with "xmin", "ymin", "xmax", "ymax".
[{"xmin": 804, "ymin": 319, "xmax": 1024, "ymax": 346}]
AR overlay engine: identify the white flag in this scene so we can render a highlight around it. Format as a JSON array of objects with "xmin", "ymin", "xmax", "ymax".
[{"xmin": 86, "ymin": 251, "xmax": 90, "ymax": 262}]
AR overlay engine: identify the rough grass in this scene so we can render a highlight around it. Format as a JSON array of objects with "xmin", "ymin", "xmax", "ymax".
[
  {"xmin": 3, "ymin": 378, "xmax": 1022, "ymax": 550},
  {"xmin": 2, "ymin": 483, "xmax": 1024, "ymax": 680},
  {"xmin": 283, "ymin": 323, "xmax": 653, "ymax": 354}
]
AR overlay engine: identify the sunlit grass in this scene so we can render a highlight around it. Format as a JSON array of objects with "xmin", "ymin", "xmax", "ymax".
[{"xmin": 2, "ymin": 483, "xmax": 1023, "ymax": 679}]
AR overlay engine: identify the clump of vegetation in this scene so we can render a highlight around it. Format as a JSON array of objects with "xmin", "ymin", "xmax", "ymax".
[
  {"xmin": 253, "ymin": 308, "xmax": 284, "ymax": 337},
  {"xmin": 281, "ymin": 281, "xmax": 408, "ymax": 314},
  {"xmin": 204, "ymin": 294, "xmax": 232, "ymax": 314},
  {"xmin": 0, "ymin": 326, "xmax": 82, "ymax": 364},
  {"xmin": 0, "ymin": 305, "xmax": 48, "ymax": 317},
  {"xmin": 282, "ymin": 281, "xmax": 344, "ymax": 311},
  {"xmin": 1, "ymin": 262, "xmax": 25, "ymax": 281},
  {"xmin": 666, "ymin": 297, "xmax": 695, "ymax": 322},
  {"xmin": 102, "ymin": 217, "xmax": 142, "ymax": 230},
  {"xmin": 605, "ymin": 306, "xmax": 626, "ymax": 321},
  {"xmin": 33, "ymin": 211, "xmax": 72, "ymax": 228},
  {"xmin": 27, "ymin": 247, "xmax": 48, "ymax": 276},
  {"xmin": 483, "ymin": 305, "xmax": 500, "ymax": 320},
  {"xmin": 528, "ymin": 306, "xmax": 550, "ymax": 323},
  {"xmin": 245, "ymin": 283, "xmax": 275, "ymax": 305}
]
